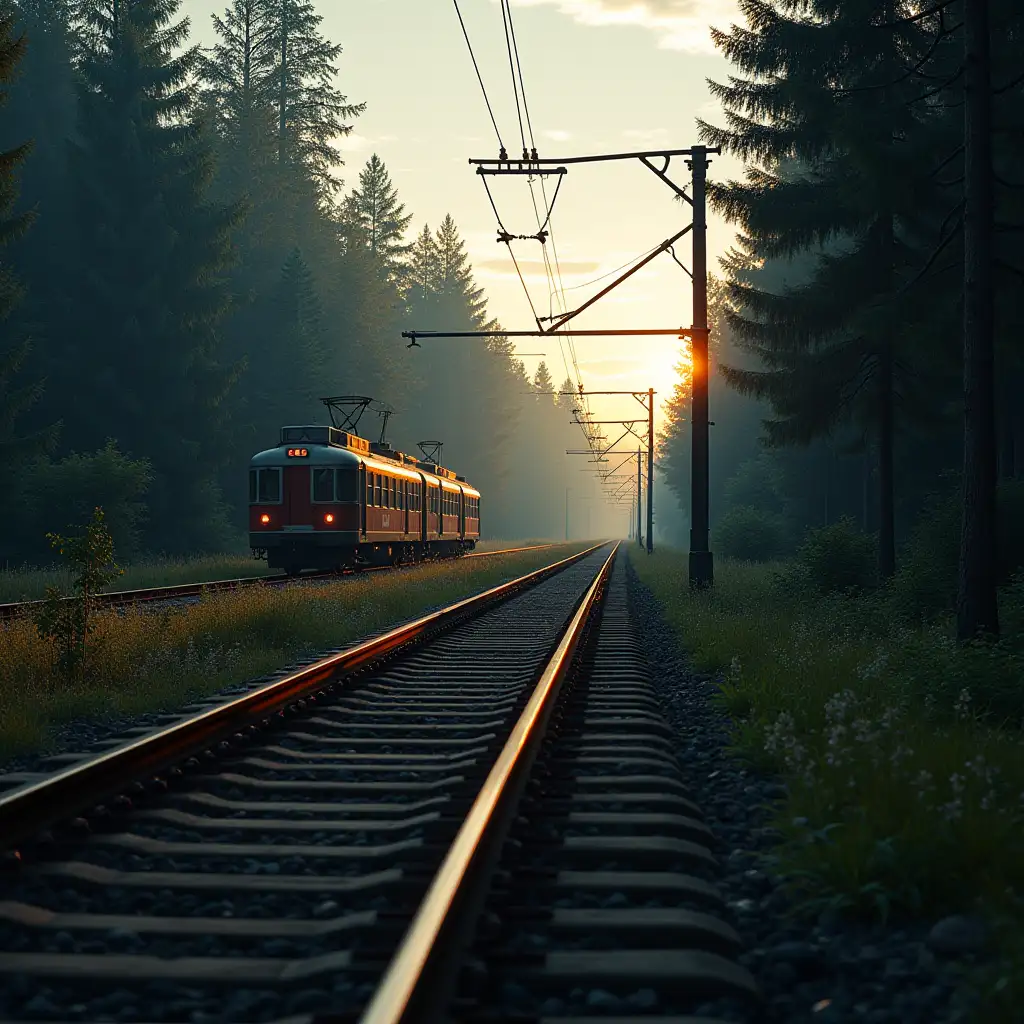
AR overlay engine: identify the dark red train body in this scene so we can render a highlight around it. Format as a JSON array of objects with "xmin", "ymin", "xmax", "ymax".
[{"xmin": 249, "ymin": 425, "xmax": 480, "ymax": 574}]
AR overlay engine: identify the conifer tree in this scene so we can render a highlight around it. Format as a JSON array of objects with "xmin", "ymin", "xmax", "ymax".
[
  {"xmin": 199, "ymin": 0, "xmax": 279, "ymax": 193},
  {"xmin": 343, "ymin": 153, "xmax": 412, "ymax": 275},
  {"xmin": 0, "ymin": 9, "xmax": 53, "ymax": 479},
  {"xmin": 434, "ymin": 213, "xmax": 488, "ymax": 324},
  {"xmin": 558, "ymin": 375, "xmax": 577, "ymax": 411},
  {"xmin": 701, "ymin": 1, "xmax": 950, "ymax": 579},
  {"xmin": 532, "ymin": 361, "xmax": 555, "ymax": 399},
  {"xmin": 407, "ymin": 222, "xmax": 439, "ymax": 300},
  {"xmin": 58, "ymin": 0, "xmax": 242, "ymax": 551},
  {"xmin": 272, "ymin": 0, "xmax": 364, "ymax": 195}
]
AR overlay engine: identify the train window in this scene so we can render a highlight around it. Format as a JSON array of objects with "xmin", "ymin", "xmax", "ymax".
[
  {"xmin": 374, "ymin": 474, "xmax": 381, "ymax": 507},
  {"xmin": 337, "ymin": 469, "xmax": 357, "ymax": 502},
  {"xmin": 312, "ymin": 468, "xmax": 334, "ymax": 502},
  {"xmin": 257, "ymin": 468, "xmax": 281, "ymax": 503},
  {"xmin": 366, "ymin": 474, "xmax": 373, "ymax": 506},
  {"xmin": 249, "ymin": 470, "xmax": 257, "ymax": 504},
  {"xmin": 389, "ymin": 478, "xmax": 396, "ymax": 508}
]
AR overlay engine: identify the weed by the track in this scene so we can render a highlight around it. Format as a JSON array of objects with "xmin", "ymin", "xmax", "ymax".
[
  {"xmin": 631, "ymin": 549, "xmax": 1024, "ymax": 1019},
  {"xmin": 0, "ymin": 554, "xmax": 275, "ymax": 603},
  {"xmin": 0, "ymin": 541, "xmax": 556, "ymax": 603},
  {"xmin": 0, "ymin": 543, "xmax": 589, "ymax": 762}
]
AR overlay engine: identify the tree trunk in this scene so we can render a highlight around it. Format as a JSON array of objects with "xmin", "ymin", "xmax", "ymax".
[
  {"xmin": 1000, "ymin": 372, "xmax": 1017, "ymax": 479},
  {"xmin": 278, "ymin": 0, "xmax": 287, "ymax": 167},
  {"xmin": 877, "ymin": 342, "xmax": 896, "ymax": 579},
  {"xmin": 862, "ymin": 449, "xmax": 871, "ymax": 531},
  {"xmin": 958, "ymin": 0, "xmax": 999, "ymax": 639},
  {"xmin": 823, "ymin": 443, "xmax": 831, "ymax": 525}
]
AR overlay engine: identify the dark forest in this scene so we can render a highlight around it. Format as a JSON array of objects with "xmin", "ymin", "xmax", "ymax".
[{"xmin": 0, "ymin": 0, "xmax": 605, "ymax": 567}]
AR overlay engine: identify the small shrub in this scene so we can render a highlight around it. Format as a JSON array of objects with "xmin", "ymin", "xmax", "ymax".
[
  {"xmin": 34, "ymin": 507, "xmax": 123, "ymax": 682},
  {"xmin": 715, "ymin": 505, "xmax": 791, "ymax": 562},
  {"xmin": 791, "ymin": 517, "xmax": 877, "ymax": 595},
  {"xmin": 18, "ymin": 440, "xmax": 152, "ymax": 561},
  {"xmin": 889, "ymin": 481, "xmax": 1024, "ymax": 622}
]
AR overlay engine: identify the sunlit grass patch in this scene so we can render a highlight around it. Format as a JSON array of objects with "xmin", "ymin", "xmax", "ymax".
[
  {"xmin": 0, "ymin": 543, "xmax": 589, "ymax": 762},
  {"xmin": 630, "ymin": 548, "xmax": 1024, "ymax": 981},
  {"xmin": 0, "ymin": 554, "xmax": 275, "ymax": 603}
]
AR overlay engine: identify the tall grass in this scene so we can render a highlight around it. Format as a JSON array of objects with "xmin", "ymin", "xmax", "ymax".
[
  {"xmin": 0, "ymin": 541, "xmax": 559, "ymax": 603},
  {"xmin": 0, "ymin": 543, "xmax": 587, "ymax": 762},
  {"xmin": 0, "ymin": 555, "xmax": 275, "ymax": 603},
  {"xmin": 630, "ymin": 550, "xmax": 1024, "ymax": 1021}
]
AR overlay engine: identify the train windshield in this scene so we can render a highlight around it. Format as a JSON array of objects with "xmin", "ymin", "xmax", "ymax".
[
  {"xmin": 337, "ymin": 469, "xmax": 357, "ymax": 502},
  {"xmin": 312, "ymin": 468, "xmax": 334, "ymax": 502},
  {"xmin": 250, "ymin": 468, "xmax": 281, "ymax": 503}
]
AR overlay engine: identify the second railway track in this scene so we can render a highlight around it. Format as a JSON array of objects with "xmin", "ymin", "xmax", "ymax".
[
  {"xmin": 0, "ymin": 544, "xmax": 559, "ymax": 623},
  {"xmin": 0, "ymin": 543, "xmax": 760, "ymax": 1024}
]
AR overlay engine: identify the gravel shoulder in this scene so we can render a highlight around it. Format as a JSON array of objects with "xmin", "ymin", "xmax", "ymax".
[{"xmin": 626, "ymin": 554, "xmax": 980, "ymax": 1024}]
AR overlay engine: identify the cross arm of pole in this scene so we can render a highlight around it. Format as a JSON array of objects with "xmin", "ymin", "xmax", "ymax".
[
  {"xmin": 468, "ymin": 146, "xmax": 721, "ymax": 167},
  {"xmin": 638, "ymin": 154, "xmax": 694, "ymax": 205},
  {"xmin": 403, "ymin": 329, "xmax": 687, "ymax": 344}
]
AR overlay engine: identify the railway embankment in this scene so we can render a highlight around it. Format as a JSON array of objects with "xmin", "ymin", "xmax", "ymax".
[
  {"xmin": 0, "ymin": 543, "xmax": 586, "ymax": 768},
  {"xmin": 628, "ymin": 547, "xmax": 1024, "ymax": 1024}
]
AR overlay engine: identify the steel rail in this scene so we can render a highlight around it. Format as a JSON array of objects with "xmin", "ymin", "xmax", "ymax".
[
  {"xmin": 359, "ymin": 542, "xmax": 619, "ymax": 1024},
  {"xmin": 0, "ymin": 542, "xmax": 606, "ymax": 855},
  {"xmin": 0, "ymin": 544, "xmax": 560, "ymax": 622}
]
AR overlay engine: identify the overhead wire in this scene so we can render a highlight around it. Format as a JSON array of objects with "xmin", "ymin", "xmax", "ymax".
[
  {"xmin": 453, "ymin": 0, "xmax": 505, "ymax": 155},
  {"xmin": 450, "ymin": 1, "xmax": 611, "ymax": 508},
  {"xmin": 502, "ymin": 0, "xmax": 594, "ymax": 452}
]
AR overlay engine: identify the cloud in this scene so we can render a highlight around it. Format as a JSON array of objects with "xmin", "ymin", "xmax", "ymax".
[
  {"xmin": 506, "ymin": 0, "xmax": 741, "ymax": 54},
  {"xmin": 543, "ymin": 129, "xmax": 573, "ymax": 142},
  {"xmin": 337, "ymin": 133, "xmax": 370, "ymax": 153},
  {"xmin": 477, "ymin": 258, "xmax": 602, "ymax": 277}
]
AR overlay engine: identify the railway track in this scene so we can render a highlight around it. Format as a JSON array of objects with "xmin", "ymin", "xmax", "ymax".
[
  {"xmin": 0, "ymin": 542, "xmax": 759, "ymax": 1024},
  {"xmin": 0, "ymin": 544, "xmax": 558, "ymax": 623}
]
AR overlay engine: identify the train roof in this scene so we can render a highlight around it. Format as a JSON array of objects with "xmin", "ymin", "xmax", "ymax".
[{"xmin": 250, "ymin": 425, "xmax": 479, "ymax": 494}]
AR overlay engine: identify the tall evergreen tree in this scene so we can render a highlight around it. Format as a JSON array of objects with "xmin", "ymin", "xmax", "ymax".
[
  {"xmin": 343, "ymin": 153, "xmax": 412, "ymax": 275},
  {"xmin": 272, "ymin": 0, "xmax": 363, "ymax": 195},
  {"xmin": 55, "ymin": 0, "xmax": 242, "ymax": 551},
  {"xmin": 532, "ymin": 360, "xmax": 555, "ymax": 399},
  {"xmin": 0, "ymin": 9, "xmax": 52, "ymax": 480},
  {"xmin": 199, "ymin": 0, "xmax": 278, "ymax": 194},
  {"xmin": 701, "ymin": 1, "xmax": 952, "ymax": 579},
  {"xmin": 407, "ymin": 222, "xmax": 439, "ymax": 300}
]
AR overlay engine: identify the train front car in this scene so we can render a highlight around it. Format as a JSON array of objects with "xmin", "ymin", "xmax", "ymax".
[{"xmin": 249, "ymin": 426, "xmax": 366, "ymax": 574}]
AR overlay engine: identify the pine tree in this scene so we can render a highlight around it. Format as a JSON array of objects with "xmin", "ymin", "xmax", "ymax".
[
  {"xmin": 701, "ymin": 1, "xmax": 952, "ymax": 580},
  {"xmin": 272, "ymin": 0, "xmax": 364, "ymax": 195},
  {"xmin": 558, "ymin": 375, "xmax": 577, "ymax": 411},
  {"xmin": 0, "ymin": 9, "xmax": 53, "ymax": 480},
  {"xmin": 434, "ymin": 213, "xmax": 488, "ymax": 325},
  {"xmin": 343, "ymin": 153, "xmax": 412, "ymax": 275},
  {"xmin": 407, "ymin": 222, "xmax": 439, "ymax": 300},
  {"xmin": 57, "ymin": 0, "xmax": 242, "ymax": 552},
  {"xmin": 532, "ymin": 361, "xmax": 555, "ymax": 399},
  {"xmin": 199, "ymin": 0, "xmax": 279, "ymax": 194}
]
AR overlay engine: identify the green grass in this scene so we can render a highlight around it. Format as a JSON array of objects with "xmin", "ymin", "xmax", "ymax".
[
  {"xmin": 630, "ymin": 549, "xmax": 1024, "ymax": 1021},
  {"xmin": 0, "ymin": 541, "xmax": 559, "ymax": 603},
  {"xmin": 0, "ymin": 555, "xmax": 276, "ymax": 603},
  {"xmin": 0, "ymin": 542, "xmax": 591, "ymax": 763}
]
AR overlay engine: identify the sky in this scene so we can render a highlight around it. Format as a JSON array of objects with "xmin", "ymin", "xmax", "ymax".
[{"xmin": 185, "ymin": 0, "xmax": 748, "ymax": 447}]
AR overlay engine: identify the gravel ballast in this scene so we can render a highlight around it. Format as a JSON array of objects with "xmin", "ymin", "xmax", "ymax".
[{"xmin": 625, "ymin": 553, "xmax": 980, "ymax": 1024}]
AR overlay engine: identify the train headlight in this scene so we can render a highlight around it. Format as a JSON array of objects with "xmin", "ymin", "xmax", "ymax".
[
  {"xmin": 324, "ymin": 513, "xmax": 335, "ymax": 524},
  {"xmin": 260, "ymin": 513, "xmax": 271, "ymax": 525}
]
